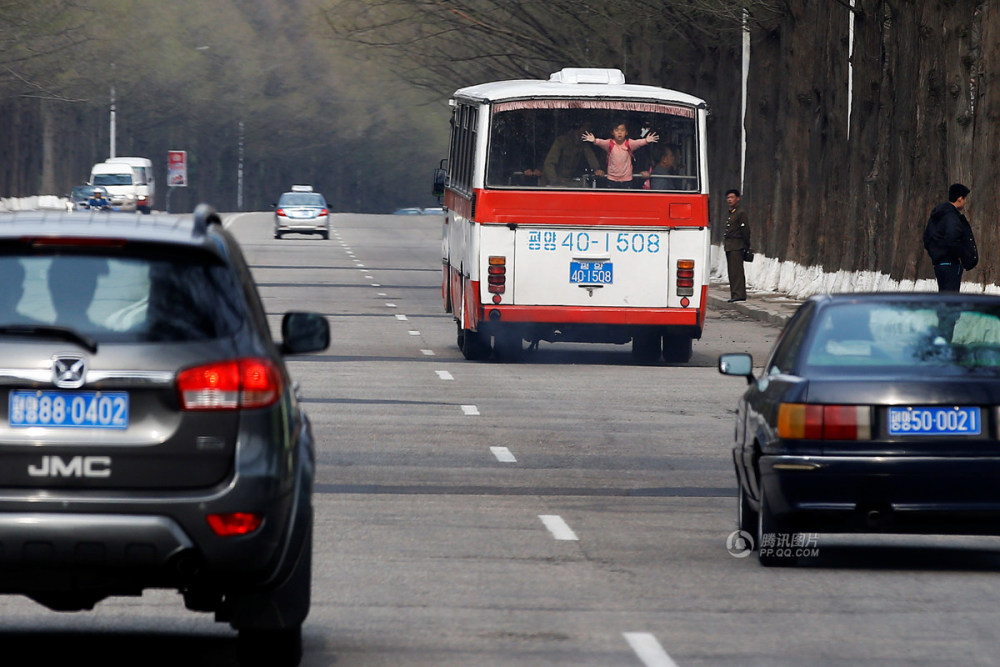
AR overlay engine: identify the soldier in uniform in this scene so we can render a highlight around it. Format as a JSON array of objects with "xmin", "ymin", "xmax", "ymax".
[{"xmin": 723, "ymin": 189, "xmax": 751, "ymax": 302}]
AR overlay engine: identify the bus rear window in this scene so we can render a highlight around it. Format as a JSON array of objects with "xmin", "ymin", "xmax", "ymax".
[{"xmin": 486, "ymin": 100, "xmax": 698, "ymax": 191}]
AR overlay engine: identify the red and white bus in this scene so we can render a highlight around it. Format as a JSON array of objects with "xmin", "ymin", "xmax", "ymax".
[{"xmin": 438, "ymin": 68, "xmax": 710, "ymax": 363}]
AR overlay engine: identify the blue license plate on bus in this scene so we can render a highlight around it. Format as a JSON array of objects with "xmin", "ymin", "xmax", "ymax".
[
  {"xmin": 887, "ymin": 406, "xmax": 980, "ymax": 436},
  {"xmin": 570, "ymin": 261, "xmax": 613, "ymax": 285},
  {"xmin": 9, "ymin": 390, "xmax": 129, "ymax": 429}
]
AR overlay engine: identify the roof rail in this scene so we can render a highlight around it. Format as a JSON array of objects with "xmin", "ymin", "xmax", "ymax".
[{"xmin": 193, "ymin": 203, "xmax": 222, "ymax": 236}]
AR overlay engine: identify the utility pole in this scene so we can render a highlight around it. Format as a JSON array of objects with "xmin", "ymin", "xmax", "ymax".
[
  {"xmin": 109, "ymin": 63, "xmax": 117, "ymax": 159},
  {"xmin": 237, "ymin": 119, "xmax": 244, "ymax": 210}
]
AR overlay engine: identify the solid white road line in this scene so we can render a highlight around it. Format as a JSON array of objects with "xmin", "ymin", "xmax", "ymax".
[
  {"xmin": 623, "ymin": 633, "xmax": 679, "ymax": 667},
  {"xmin": 538, "ymin": 515, "xmax": 578, "ymax": 541},
  {"xmin": 461, "ymin": 405, "xmax": 480, "ymax": 416},
  {"xmin": 490, "ymin": 446, "xmax": 517, "ymax": 463}
]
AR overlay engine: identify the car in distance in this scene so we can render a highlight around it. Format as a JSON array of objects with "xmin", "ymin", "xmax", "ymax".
[
  {"xmin": 0, "ymin": 204, "xmax": 329, "ymax": 664},
  {"xmin": 392, "ymin": 207, "xmax": 423, "ymax": 215},
  {"xmin": 273, "ymin": 185, "xmax": 329, "ymax": 239},
  {"xmin": 66, "ymin": 185, "xmax": 109, "ymax": 211},
  {"xmin": 719, "ymin": 293, "xmax": 1000, "ymax": 566}
]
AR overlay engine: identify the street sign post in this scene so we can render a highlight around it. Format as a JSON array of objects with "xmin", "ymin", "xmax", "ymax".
[{"xmin": 166, "ymin": 150, "xmax": 187, "ymax": 213}]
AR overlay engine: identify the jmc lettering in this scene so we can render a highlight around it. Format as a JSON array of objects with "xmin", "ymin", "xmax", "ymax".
[{"xmin": 28, "ymin": 455, "xmax": 111, "ymax": 478}]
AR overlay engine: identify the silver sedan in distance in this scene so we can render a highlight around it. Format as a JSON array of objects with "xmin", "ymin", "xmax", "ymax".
[{"xmin": 273, "ymin": 185, "xmax": 329, "ymax": 239}]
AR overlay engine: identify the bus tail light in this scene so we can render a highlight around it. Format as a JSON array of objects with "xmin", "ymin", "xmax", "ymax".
[
  {"xmin": 777, "ymin": 403, "xmax": 872, "ymax": 440},
  {"xmin": 676, "ymin": 259, "xmax": 695, "ymax": 296},
  {"xmin": 488, "ymin": 256, "xmax": 506, "ymax": 295}
]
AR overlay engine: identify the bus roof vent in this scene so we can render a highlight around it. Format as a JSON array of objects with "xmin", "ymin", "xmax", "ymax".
[{"xmin": 549, "ymin": 68, "xmax": 626, "ymax": 85}]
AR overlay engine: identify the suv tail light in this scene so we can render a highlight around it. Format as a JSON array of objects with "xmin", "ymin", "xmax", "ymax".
[
  {"xmin": 177, "ymin": 358, "xmax": 282, "ymax": 410},
  {"xmin": 207, "ymin": 512, "xmax": 263, "ymax": 536}
]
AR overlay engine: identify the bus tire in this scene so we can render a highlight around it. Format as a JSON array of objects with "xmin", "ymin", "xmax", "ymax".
[
  {"xmin": 493, "ymin": 330, "xmax": 524, "ymax": 361},
  {"xmin": 461, "ymin": 328, "xmax": 491, "ymax": 360},
  {"xmin": 631, "ymin": 330, "xmax": 661, "ymax": 364},
  {"xmin": 662, "ymin": 333, "xmax": 693, "ymax": 364}
]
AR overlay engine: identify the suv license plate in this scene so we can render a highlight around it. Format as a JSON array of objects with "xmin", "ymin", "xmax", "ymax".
[
  {"xmin": 570, "ymin": 260, "xmax": 613, "ymax": 285},
  {"xmin": 887, "ymin": 406, "xmax": 980, "ymax": 436},
  {"xmin": 9, "ymin": 390, "xmax": 129, "ymax": 429}
]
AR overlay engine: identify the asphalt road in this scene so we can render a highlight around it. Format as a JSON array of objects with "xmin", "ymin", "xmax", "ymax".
[{"xmin": 3, "ymin": 212, "xmax": 1000, "ymax": 666}]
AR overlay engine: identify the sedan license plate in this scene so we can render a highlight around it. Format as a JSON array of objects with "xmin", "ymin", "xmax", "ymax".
[
  {"xmin": 887, "ymin": 406, "xmax": 981, "ymax": 436},
  {"xmin": 570, "ymin": 260, "xmax": 613, "ymax": 285},
  {"xmin": 9, "ymin": 390, "xmax": 129, "ymax": 429}
]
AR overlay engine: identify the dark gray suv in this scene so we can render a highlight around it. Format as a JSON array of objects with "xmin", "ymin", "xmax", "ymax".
[{"xmin": 0, "ymin": 205, "xmax": 329, "ymax": 665}]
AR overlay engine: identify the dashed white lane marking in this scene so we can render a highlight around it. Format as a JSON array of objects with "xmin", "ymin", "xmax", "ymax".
[
  {"xmin": 385, "ymin": 303, "xmax": 397, "ymax": 308},
  {"xmin": 395, "ymin": 314, "xmax": 408, "ymax": 321},
  {"xmin": 420, "ymin": 349, "xmax": 435, "ymax": 356},
  {"xmin": 378, "ymin": 292, "xmax": 387, "ymax": 296},
  {"xmin": 371, "ymin": 283, "xmax": 381, "ymax": 287},
  {"xmin": 538, "ymin": 515, "xmax": 578, "ymax": 541},
  {"xmin": 490, "ymin": 446, "xmax": 517, "ymax": 463},
  {"xmin": 365, "ymin": 275, "xmax": 374, "ymax": 280},
  {"xmin": 408, "ymin": 330, "xmax": 421, "ymax": 336},
  {"xmin": 461, "ymin": 404, "xmax": 479, "ymax": 416},
  {"xmin": 623, "ymin": 633, "xmax": 679, "ymax": 667},
  {"xmin": 435, "ymin": 370, "xmax": 453, "ymax": 381}
]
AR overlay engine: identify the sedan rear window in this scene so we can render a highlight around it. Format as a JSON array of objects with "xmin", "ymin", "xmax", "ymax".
[
  {"xmin": 278, "ymin": 193, "xmax": 326, "ymax": 207},
  {"xmin": 805, "ymin": 302, "xmax": 1000, "ymax": 374},
  {"xmin": 0, "ymin": 252, "xmax": 244, "ymax": 342}
]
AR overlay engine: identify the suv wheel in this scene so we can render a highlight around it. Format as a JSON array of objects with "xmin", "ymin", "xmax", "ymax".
[{"xmin": 238, "ymin": 626, "xmax": 303, "ymax": 667}]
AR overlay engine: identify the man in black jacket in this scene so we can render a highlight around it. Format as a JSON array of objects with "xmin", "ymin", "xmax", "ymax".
[
  {"xmin": 923, "ymin": 183, "xmax": 977, "ymax": 292},
  {"xmin": 723, "ymin": 189, "xmax": 751, "ymax": 302}
]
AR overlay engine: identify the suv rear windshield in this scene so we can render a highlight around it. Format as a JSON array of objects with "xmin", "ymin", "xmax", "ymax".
[{"xmin": 0, "ymin": 251, "xmax": 245, "ymax": 342}]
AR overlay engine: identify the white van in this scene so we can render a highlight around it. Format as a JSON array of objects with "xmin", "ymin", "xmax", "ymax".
[
  {"xmin": 105, "ymin": 157, "xmax": 155, "ymax": 213},
  {"xmin": 89, "ymin": 162, "xmax": 138, "ymax": 212}
]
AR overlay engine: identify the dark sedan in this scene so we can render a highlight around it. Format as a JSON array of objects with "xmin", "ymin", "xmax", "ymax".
[{"xmin": 719, "ymin": 293, "xmax": 1000, "ymax": 565}]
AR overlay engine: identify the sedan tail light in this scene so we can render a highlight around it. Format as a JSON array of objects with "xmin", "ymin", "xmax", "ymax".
[
  {"xmin": 778, "ymin": 403, "xmax": 872, "ymax": 440},
  {"xmin": 177, "ymin": 358, "xmax": 282, "ymax": 410},
  {"xmin": 276, "ymin": 208, "xmax": 287, "ymax": 217}
]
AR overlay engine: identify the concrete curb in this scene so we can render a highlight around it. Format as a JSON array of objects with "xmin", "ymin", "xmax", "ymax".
[{"xmin": 707, "ymin": 286, "xmax": 802, "ymax": 328}]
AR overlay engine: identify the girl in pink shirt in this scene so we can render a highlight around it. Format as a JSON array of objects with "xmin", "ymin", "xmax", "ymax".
[{"xmin": 582, "ymin": 122, "xmax": 658, "ymax": 188}]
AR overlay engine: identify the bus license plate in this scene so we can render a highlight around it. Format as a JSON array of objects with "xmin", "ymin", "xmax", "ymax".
[
  {"xmin": 570, "ymin": 261, "xmax": 613, "ymax": 285},
  {"xmin": 887, "ymin": 406, "xmax": 980, "ymax": 436},
  {"xmin": 9, "ymin": 390, "xmax": 129, "ymax": 429}
]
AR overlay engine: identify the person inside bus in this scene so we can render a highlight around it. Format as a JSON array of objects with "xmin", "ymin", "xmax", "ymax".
[
  {"xmin": 582, "ymin": 120, "xmax": 658, "ymax": 188},
  {"xmin": 540, "ymin": 119, "xmax": 605, "ymax": 186},
  {"xmin": 646, "ymin": 144, "xmax": 687, "ymax": 191}
]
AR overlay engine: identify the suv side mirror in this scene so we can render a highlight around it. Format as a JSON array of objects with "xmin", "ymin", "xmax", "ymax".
[{"xmin": 281, "ymin": 312, "xmax": 330, "ymax": 354}]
